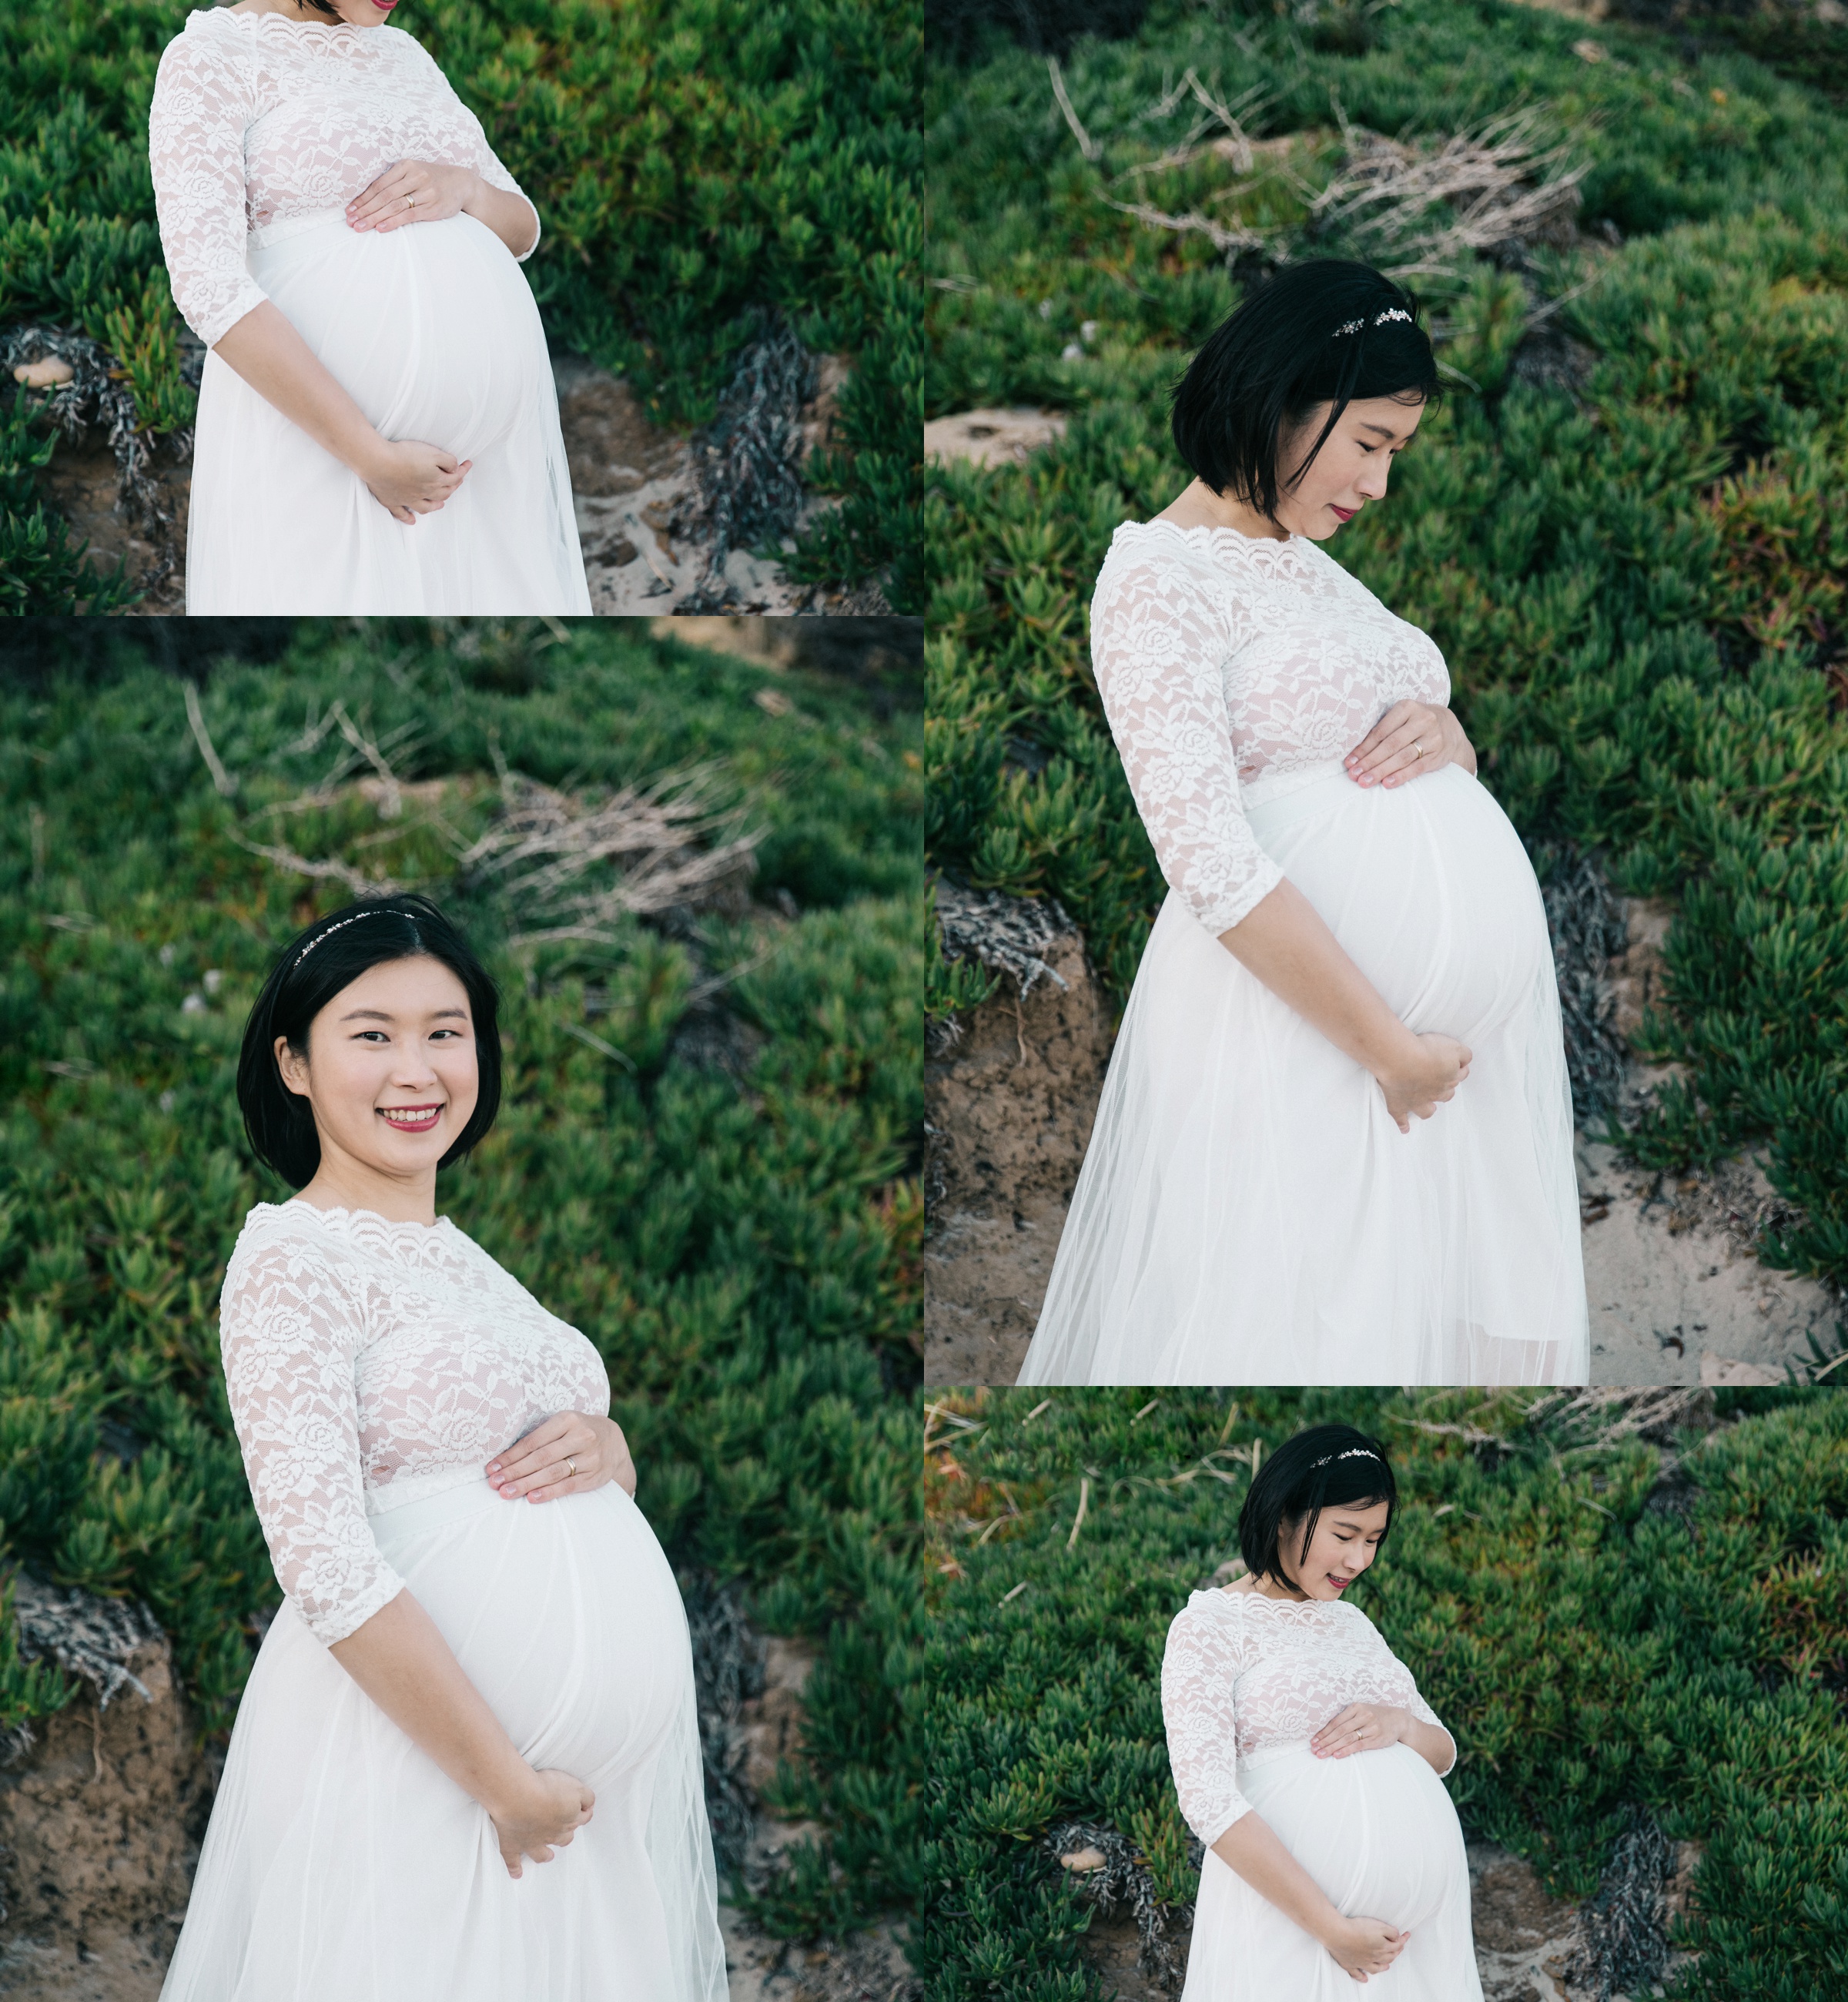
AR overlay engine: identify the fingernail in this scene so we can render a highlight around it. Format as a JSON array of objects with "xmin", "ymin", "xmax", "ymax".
[{"xmin": 487, "ymin": 1463, "xmax": 500, "ymax": 1474}]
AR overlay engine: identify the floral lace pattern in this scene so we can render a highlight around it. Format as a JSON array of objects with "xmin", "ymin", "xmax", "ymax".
[
  {"xmin": 1160, "ymin": 1588, "xmax": 1456, "ymax": 1848},
  {"xmin": 149, "ymin": 8, "xmax": 538, "ymax": 347},
  {"xmin": 219, "ymin": 1200, "xmax": 610, "ymax": 1646},
  {"xmin": 1090, "ymin": 520, "xmax": 1451, "ymax": 934}
]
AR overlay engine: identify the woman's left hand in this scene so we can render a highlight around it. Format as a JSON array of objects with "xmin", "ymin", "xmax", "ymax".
[
  {"xmin": 486, "ymin": 1412, "xmax": 637, "ymax": 1503},
  {"xmin": 1311, "ymin": 1702, "xmax": 1410, "ymax": 1759},
  {"xmin": 1344, "ymin": 702, "xmax": 1475, "ymax": 788},
  {"xmin": 347, "ymin": 160, "xmax": 483, "ymax": 236}
]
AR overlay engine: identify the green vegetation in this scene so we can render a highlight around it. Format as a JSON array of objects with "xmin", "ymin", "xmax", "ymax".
[
  {"xmin": 923, "ymin": 0, "xmax": 1848, "ymax": 1309},
  {"xmin": 0, "ymin": 622, "xmax": 923, "ymax": 1933},
  {"xmin": 918, "ymin": 1385, "xmax": 1848, "ymax": 2002},
  {"xmin": 0, "ymin": 0, "xmax": 922, "ymax": 609}
]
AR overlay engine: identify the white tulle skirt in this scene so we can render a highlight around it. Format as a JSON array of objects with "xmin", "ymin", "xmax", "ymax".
[
  {"xmin": 1183, "ymin": 1742, "xmax": 1481, "ymax": 2001},
  {"xmin": 186, "ymin": 207, "xmax": 591, "ymax": 613},
  {"xmin": 1019, "ymin": 759, "xmax": 1589, "ymax": 1384},
  {"xmin": 159, "ymin": 1474, "xmax": 725, "ymax": 2002}
]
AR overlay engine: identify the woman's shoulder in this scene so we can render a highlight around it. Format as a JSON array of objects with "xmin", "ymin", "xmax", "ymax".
[
  {"xmin": 1095, "ymin": 517, "xmax": 1313, "ymax": 614},
  {"xmin": 1167, "ymin": 1584, "xmax": 1249, "ymax": 1643}
]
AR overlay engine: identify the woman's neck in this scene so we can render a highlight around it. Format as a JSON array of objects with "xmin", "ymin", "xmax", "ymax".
[
  {"xmin": 292, "ymin": 1160, "xmax": 438, "ymax": 1227},
  {"xmin": 1155, "ymin": 476, "xmax": 1294, "ymax": 542}
]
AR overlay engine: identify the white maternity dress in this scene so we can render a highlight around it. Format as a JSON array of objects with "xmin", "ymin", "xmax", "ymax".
[
  {"xmin": 159, "ymin": 1200, "xmax": 724, "ymax": 2002},
  {"xmin": 149, "ymin": 8, "xmax": 591, "ymax": 614},
  {"xmin": 1163, "ymin": 1587, "xmax": 1481, "ymax": 2002},
  {"xmin": 1018, "ymin": 520, "xmax": 1589, "ymax": 1386}
]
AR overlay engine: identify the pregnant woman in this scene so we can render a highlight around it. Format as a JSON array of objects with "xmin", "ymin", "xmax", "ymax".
[
  {"xmin": 1162, "ymin": 1424, "xmax": 1481, "ymax": 1998},
  {"xmin": 1019, "ymin": 259, "xmax": 1587, "ymax": 1387},
  {"xmin": 148, "ymin": 0, "xmax": 591, "ymax": 614},
  {"xmin": 161, "ymin": 896, "xmax": 722, "ymax": 2000}
]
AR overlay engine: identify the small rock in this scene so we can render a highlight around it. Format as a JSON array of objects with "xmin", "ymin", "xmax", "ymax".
[
  {"xmin": 1699, "ymin": 1355, "xmax": 1786, "ymax": 1387},
  {"xmin": 923, "ymin": 408, "xmax": 1069, "ymax": 470},
  {"xmin": 12, "ymin": 356, "xmax": 75, "ymax": 388},
  {"xmin": 1060, "ymin": 1846, "xmax": 1107, "ymax": 1873}
]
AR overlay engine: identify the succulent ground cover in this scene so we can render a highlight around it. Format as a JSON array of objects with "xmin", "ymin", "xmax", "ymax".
[
  {"xmin": 0, "ymin": 621, "xmax": 923, "ymax": 1936},
  {"xmin": 923, "ymin": 0, "xmax": 1848, "ymax": 1318},
  {"xmin": 918, "ymin": 1384, "xmax": 1848, "ymax": 2002},
  {"xmin": 0, "ymin": 0, "xmax": 922, "ymax": 611}
]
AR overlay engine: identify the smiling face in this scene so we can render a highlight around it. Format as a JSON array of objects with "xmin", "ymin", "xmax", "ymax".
[
  {"xmin": 1268, "ymin": 1495, "xmax": 1393, "ymax": 1601},
  {"xmin": 1270, "ymin": 393, "xmax": 1425, "ymax": 541},
  {"xmin": 274, "ymin": 956, "xmax": 478, "ymax": 1198}
]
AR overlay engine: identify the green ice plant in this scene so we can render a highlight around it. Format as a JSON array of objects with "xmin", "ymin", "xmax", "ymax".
[
  {"xmin": 925, "ymin": 0, "xmax": 1848, "ymax": 1301},
  {"xmin": 0, "ymin": 621, "xmax": 922, "ymax": 1933}
]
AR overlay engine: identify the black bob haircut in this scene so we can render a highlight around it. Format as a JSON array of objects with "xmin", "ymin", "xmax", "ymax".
[
  {"xmin": 1170, "ymin": 258, "xmax": 1442, "ymax": 526},
  {"xmin": 235, "ymin": 895, "xmax": 502, "ymax": 1190},
  {"xmin": 1237, "ymin": 1422, "xmax": 1398, "ymax": 1589}
]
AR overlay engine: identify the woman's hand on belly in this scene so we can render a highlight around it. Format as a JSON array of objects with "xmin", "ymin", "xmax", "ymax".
[
  {"xmin": 363, "ymin": 437, "xmax": 473, "ymax": 524},
  {"xmin": 1324, "ymin": 1914, "xmax": 1413, "ymax": 1981},
  {"xmin": 346, "ymin": 160, "xmax": 541, "ymax": 260},
  {"xmin": 1375, "ymin": 1032, "xmax": 1472, "ymax": 1135},
  {"xmin": 487, "ymin": 1765, "xmax": 596, "ymax": 1880},
  {"xmin": 1311, "ymin": 1702, "xmax": 1411, "ymax": 1759},
  {"xmin": 1344, "ymin": 700, "xmax": 1478, "ymax": 788},
  {"xmin": 487, "ymin": 1411, "xmax": 638, "ymax": 1504},
  {"xmin": 347, "ymin": 160, "xmax": 481, "ymax": 235}
]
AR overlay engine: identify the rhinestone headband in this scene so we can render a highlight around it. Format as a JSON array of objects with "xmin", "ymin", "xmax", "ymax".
[
  {"xmin": 1311, "ymin": 1447, "xmax": 1382, "ymax": 1468},
  {"xmin": 1331, "ymin": 306, "xmax": 1414, "ymax": 339},
  {"xmin": 293, "ymin": 908, "xmax": 394, "ymax": 969}
]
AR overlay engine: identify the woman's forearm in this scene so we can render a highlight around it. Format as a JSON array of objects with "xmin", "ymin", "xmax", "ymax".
[
  {"xmin": 327, "ymin": 1587, "xmax": 531, "ymax": 1815},
  {"xmin": 1211, "ymin": 1811, "xmax": 1344, "ymax": 1943},
  {"xmin": 1217, "ymin": 876, "xmax": 1420, "ymax": 1078},
  {"xmin": 213, "ymin": 301, "xmax": 384, "ymax": 480},
  {"xmin": 464, "ymin": 181, "xmax": 538, "ymax": 258},
  {"xmin": 1404, "ymin": 1716, "xmax": 1456, "ymax": 1776}
]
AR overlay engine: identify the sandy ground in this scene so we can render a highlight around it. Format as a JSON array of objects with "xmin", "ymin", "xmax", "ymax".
[
  {"xmin": 0, "ymin": 1619, "xmax": 916, "ymax": 2002},
  {"xmin": 922, "ymin": 902, "xmax": 1843, "ymax": 1388},
  {"xmin": 1068, "ymin": 1837, "xmax": 1699, "ymax": 2002},
  {"xmin": 31, "ymin": 350, "xmax": 877, "ymax": 617}
]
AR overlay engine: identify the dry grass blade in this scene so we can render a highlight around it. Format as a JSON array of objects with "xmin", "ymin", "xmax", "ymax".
[
  {"xmin": 1310, "ymin": 106, "xmax": 1588, "ymax": 276},
  {"xmin": 226, "ymin": 829, "xmax": 409, "ymax": 898},
  {"xmin": 1103, "ymin": 196, "xmax": 1274, "ymax": 255},
  {"xmin": 460, "ymin": 767, "xmax": 760, "ymax": 939}
]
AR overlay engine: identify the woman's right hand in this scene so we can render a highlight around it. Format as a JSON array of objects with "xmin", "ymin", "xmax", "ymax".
[
  {"xmin": 363, "ymin": 437, "xmax": 472, "ymax": 524},
  {"xmin": 488, "ymin": 1765, "xmax": 594, "ymax": 1880},
  {"xmin": 1374, "ymin": 1031, "xmax": 1472, "ymax": 1134},
  {"xmin": 1321, "ymin": 1913, "xmax": 1411, "ymax": 1981}
]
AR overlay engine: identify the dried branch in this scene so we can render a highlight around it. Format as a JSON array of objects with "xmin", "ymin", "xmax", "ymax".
[
  {"xmin": 182, "ymin": 681, "xmax": 237, "ymax": 798},
  {"xmin": 1048, "ymin": 56, "xmax": 1102, "ymax": 162}
]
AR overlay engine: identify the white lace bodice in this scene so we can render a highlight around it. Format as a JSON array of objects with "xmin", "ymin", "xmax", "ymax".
[
  {"xmin": 149, "ymin": 7, "xmax": 539, "ymax": 347},
  {"xmin": 219, "ymin": 1199, "xmax": 610, "ymax": 1645},
  {"xmin": 1090, "ymin": 521, "xmax": 1451, "ymax": 935},
  {"xmin": 1160, "ymin": 1587, "xmax": 1456, "ymax": 1848}
]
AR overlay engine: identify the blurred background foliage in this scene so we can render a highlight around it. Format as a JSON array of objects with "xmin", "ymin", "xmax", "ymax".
[
  {"xmin": 923, "ymin": 0, "xmax": 1848, "ymax": 1298},
  {"xmin": 918, "ymin": 1384, "xmax": 1848, "ymax": 2002},
  {"xmin": 0, "ymin": 618, "xmax": 923, "ymax": 1934},
  {"xmin": 0, "ymin": 0, "xmax": 922, "ymax": 610}
]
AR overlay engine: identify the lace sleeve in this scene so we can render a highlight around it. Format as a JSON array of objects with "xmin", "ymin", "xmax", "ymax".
[
  {"xmin": 1091, "ymin": 551, "xmax": 1286, "ymax": 936},
  {"xmin": 148, "ymin": 28, "xmax": 272, "ymax": 347},
  {"xmin": 219, "ymin": 1227, "xmax": 407, "ymax": 1647},
  {"xmin": 407, "ymin": 37, "xmax": 541, "ymax": 262},
  {"xmin": 1160, "ymin": 1601, "xmax": 1253, "ymax": 1846}
]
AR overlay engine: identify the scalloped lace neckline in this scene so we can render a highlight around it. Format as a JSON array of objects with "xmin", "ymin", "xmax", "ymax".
[
  {"xmin": 216, "ymin": 9, "xmax": 371, "ymax": 38},
  {"xmin": 283, "ymin": 1198, "xmax": 452, "ymax": 1235},
  {"xmin": 1209, "ymin": 1586, "xmax": 1356, "ymax": 1617},
  {"xmin": 1127, "ymin": 517, "xmax": 1306, "ymax": 554}
]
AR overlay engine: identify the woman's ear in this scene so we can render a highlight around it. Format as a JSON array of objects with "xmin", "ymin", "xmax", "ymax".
[{"xmin": 273, "ymin": 1033, "xmax": 312, "ymax": 1099}]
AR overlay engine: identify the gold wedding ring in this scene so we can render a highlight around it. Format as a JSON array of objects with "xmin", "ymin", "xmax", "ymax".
[{"xmin": 565, "ymin": 1457, "xmax": 577, "ymax": 1478}]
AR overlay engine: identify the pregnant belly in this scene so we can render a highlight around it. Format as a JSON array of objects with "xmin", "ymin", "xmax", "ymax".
[
  {"xmin": 1239, "ymin": 1742, "xmax": 1467, "ymax": 1933},
  {"xmin": 1247, "ymin": 762, "xmax": 1551, "ymax": 1046},
  {"xmin": 249, "ymin": 210, "xmax": 542, "ymax": 463},
  {"xmin": 377, "ymin": 1479, "xmax": 690, "ymax": 1786}
]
